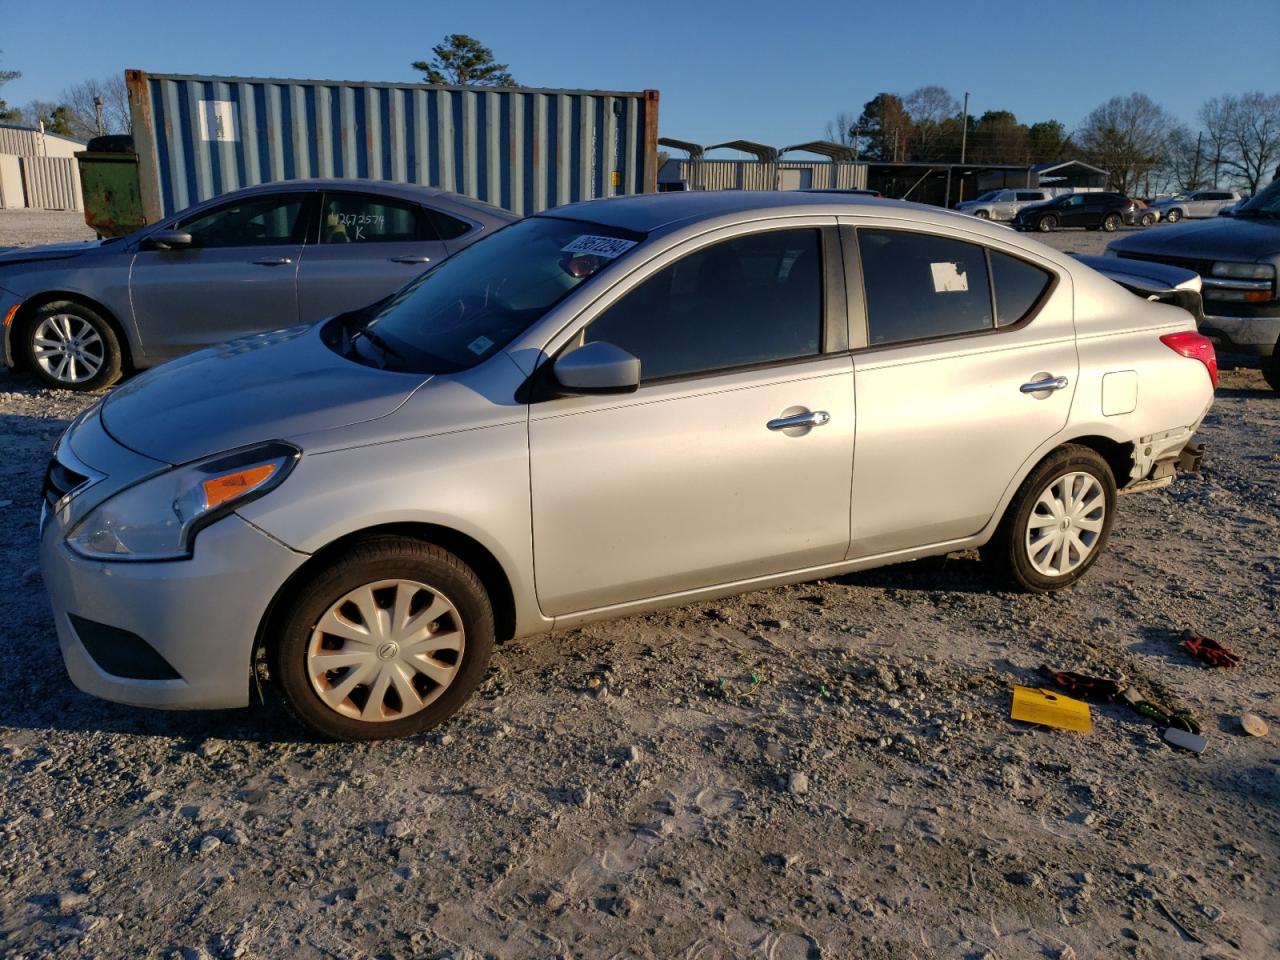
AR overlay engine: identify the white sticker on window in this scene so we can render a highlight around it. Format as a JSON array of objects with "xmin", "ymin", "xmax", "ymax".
[
  {"xmin": 930, "ymin": 261, "xmax": 969, "ymax": 293},
  {"xmin": 467, "ymin": 335, "xmax": 494, "ymax": 356},
  {"xmin": 198, "ymin": 100, "xmax": 240, "ymax": 142},
  {"xmin": 561, "ymin": 235, "xmax": 638, "ymax": 259}
]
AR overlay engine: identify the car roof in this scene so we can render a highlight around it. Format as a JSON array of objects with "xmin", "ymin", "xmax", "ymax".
[{"xmin": 538, "ymin": 190, "xmax": 976, "ymax": 234}]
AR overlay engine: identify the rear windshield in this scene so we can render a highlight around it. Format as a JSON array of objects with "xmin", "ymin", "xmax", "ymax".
[{"xmin": 332, "ymin": 217, "xmax": 644, "ymax": 374}]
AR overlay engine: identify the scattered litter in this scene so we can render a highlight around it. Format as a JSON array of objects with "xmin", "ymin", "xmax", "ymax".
[
  {"xmin": 1038, "ymin": 666, "xmax": 1124, "ymax": 702},
  {"xmin": 1011, "ymin": 685, "xmax": 1091, "ymax": 733},
  {"xmin": 1240, "ymin": 713, "xmax": 1269, "ymax": 737},
  {"xmin": 1120, "ymin": 687, "xmax": 1201, "ymax": 735},
  {"xmin": 713, "ymin": 663, "xmax": 765, "ymax": 698},
  {"xmin": 1162, "ymin": 727, "xmax": 1208, "ymax": 754},
  {"xmin": 1181, "ymin": 630, "xmax": 1241, "ymax": 668}
]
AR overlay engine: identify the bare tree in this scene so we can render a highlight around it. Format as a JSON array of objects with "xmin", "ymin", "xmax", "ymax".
[
  {"xmin": 823, "ymin": 110, "xmax": 858, "ymax": 147},
  {"xmin": 60, "ymin": 74, "xmax": 131, "ymax": 138},
  {"xmin": 1076, "ymin": 94, "xmax": 1174, "ymax": 196},
  {"xmin": 1201, "ymin": 92, "xmax": 1280, "ymax": 194},
  {"xmin": 0, "ymin": 51, "xmax": 21, "ymax": 122},
  {"xmin": 903, "ymin": 85, "xmax": 959, "ymax": 160},
  {"xmin": 1161, "ymin": 124, "xmax": 1208, "ymax": 193}
]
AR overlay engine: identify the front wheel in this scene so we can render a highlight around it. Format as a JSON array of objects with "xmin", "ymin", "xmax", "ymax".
[
  {"xmin": 1140, "ymin": 212, "xmax": 1156, "ymax": 227},
  {"xmin": 1165, "ymin": 208, "xmax": 1183, "ymax": 223},
  {"xmin": 1037, "ymin": 215, "xmax": 1058, "ymax": 233},
  {"xmin": 984, "ymin": 445, "xmax": 1117, "ymax": 593},
  {"xmin": 974, "ymin": 209, "xmax": 990, "ymax": 220},
  {"xmin": 271, "ymin": 537, "xmax": 495, "ymax": 741},
  {"xmin": 23, "ymin": 300, "xmax": 123, "ymax": 391},
  {"xmin": 1102, "ymin": 213, "xmax": 1122, "ymax": 232},
  {"xmin": 1263, "ymin": 343, "xmax": 1280, "ymax": 393}
]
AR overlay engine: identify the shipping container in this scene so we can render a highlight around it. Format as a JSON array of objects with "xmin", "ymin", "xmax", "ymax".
[{"xmin": 125, "ymin": 70, "xmax": 660, "ymax": 222}]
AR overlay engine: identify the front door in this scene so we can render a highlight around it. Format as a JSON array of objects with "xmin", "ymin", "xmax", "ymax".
[
  {"xmin": 1057, "ymin": 194, "xmax": 1088, "ymax": 227},
  {"xmin": 529, "ymin": 224, "xmax": 855, "ymax": 616},
  {"xmin": 128, "ymin": 192, "xmax": 314, "ymax": 360},
  {"xmin": 297, "ymin": 191, "xmax": 453, "ymax": 322},
  {"xmin": 843, "ymin": 223, "xmax": 1077, "ymax": 557}
]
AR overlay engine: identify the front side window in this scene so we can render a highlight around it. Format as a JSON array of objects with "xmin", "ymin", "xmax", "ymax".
[
  {"xmin": 859, "ymin": 230, "xmax": 992, "ymax": 345},
  {"xmin": 321, "ymin": 194, "xmax": 431, "ymax": 244},
  {"xmin": 336, "ymin": 216, "xmax": 641, "ymax": 374},
  {"xmin": 179, "ymin": 194, "xmax": 308, "ymax": 248},
  {"xmin": 585, "ymin": 228, "xmax": 823, "ymax": 382}
]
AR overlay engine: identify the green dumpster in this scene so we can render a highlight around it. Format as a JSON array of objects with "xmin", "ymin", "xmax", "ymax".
[{"xmin": 75, "ymin": 145, "xmax": 147, "ymax": 238}]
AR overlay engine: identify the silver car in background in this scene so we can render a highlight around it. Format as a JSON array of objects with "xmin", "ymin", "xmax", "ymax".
[
  {"xmin": 955, "ymin": 188, "xmax": 1053, "ymax": 221},
  {"xmin": 1148, "ymin": 190, "xmax": 1242, "ymax": 223},
  {"xmin": 0, "ymin": 179, "xmax": 515, "ymax": 391},
  {"xmin": 40, "ymin": 192, "xmax": 1217, "ymax": 741}
]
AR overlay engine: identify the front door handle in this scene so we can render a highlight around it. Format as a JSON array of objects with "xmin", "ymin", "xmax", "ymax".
[
  {"xmin": 390, "ymin": 255, "xmax": 432, "ymax": 264},
  {"xmin": 767, "ymin": 410, "xmax": 831, "ymax": 431},
  {"xmin": 251, "ymin": 256, "xmax": 292, "ymax": 267},
  {"xmin": 1020, "ymin": 375, "xmax": 1069, "ymax": 394}
]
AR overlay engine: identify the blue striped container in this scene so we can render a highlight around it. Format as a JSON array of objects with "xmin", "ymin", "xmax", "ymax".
[{"xmin": 125, "ymin": 70, "xmax": 660, "ymax": 221}]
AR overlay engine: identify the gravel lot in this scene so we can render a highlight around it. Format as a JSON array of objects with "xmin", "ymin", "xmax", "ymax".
[{"xmin": 0, "ymin": 210, "xmax": 1276, "ymax": 960}]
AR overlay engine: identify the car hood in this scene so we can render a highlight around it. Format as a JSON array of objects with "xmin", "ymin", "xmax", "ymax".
[
  {"xmin": 0, "ymin": 239, "xmax": 107, "ymax": 265},
  {"xmin": 1109, "ymin": 216, "xmax": 1280, "ymax": 260},
  {"xmin": 100, "ymin": 323, "xmax": 430, "ymax": 464}
]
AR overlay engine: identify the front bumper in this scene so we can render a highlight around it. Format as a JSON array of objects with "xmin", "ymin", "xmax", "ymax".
[
  {"xmin": 42, "ymin": 510, "xmax": 308, "ymax": 709},
  {"xmin": 1200, "ymin": 313, "xmax": 1280, "ymax": 357}
]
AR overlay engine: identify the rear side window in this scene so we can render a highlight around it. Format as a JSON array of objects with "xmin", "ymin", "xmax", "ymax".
[
  {"xmin": 586, "ymin": 228, "xmax": 823, "ymax": 381},
  {"xmin": 427, "ymin": 208, "xmax": 473, "ymax": 240},
  {"xmin": 859, "ymin": 230, "xmax": 992, "ymax": 345},
  {"xmin": 321, "ymin": 194, "xmax": 433, "ymax": 244},
  {"xmin": 1016, "ymin": 192, "xmax": 1044, "ymax": 201},
  {"xmin": 991, "ymin": 251, "xmax": 1053, "ymax": 326}
]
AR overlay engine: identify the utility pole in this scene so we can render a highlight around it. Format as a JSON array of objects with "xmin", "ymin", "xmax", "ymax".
[
  {"xmin": 93, "ymin": 96, "xmax": 105, "ymax": 137},
  {"xmin": 1192, "ymin": 131, "xmax": 1203, "ymax": 189},
  {"xmin": 958, "ymin": 92, "xmax": 970, "ymax": 203}
]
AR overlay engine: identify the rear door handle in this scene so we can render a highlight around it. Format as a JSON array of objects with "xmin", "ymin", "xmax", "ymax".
[
  {"xmin": 767, "ymin": 410, "xmax": 831, "ymax": 431},
  {"xmin": 1020, "ymin": 375, "xmax": 1069, "ymax": 393},
  {"xmin": 390, "ymin": 255, "xmax": 432, "ymax": 264},
  {"xmin": 251, "ymin": 256, "xmax": 292, "ymax": 267}
]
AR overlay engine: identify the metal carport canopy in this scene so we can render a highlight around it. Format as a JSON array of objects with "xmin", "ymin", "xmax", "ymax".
[{"xmin": 779, "ymin": 141, "xmax": 859, "ymax": 161}]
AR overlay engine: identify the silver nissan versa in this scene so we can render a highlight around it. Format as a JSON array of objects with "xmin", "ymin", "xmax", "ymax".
[{"xmin": 41, "ymin": 192, "xmax": 1217, "ymax": 741}]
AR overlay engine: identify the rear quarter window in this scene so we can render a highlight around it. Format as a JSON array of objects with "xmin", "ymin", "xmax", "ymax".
[{"xmin": 991, "ymin": 251, "xmax": 1053, "ymax": 327}]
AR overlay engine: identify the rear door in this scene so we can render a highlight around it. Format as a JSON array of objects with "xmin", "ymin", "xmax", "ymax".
[
  {"xmin": 1057, "ymin": 194, "xmax": 1087, "ymax": 226},
  {"xmin": 296, "ymin": 191, "xmax": 452, "ymax": 322},
  {"xmin": 528, "ymin": 221, "xmax": 855, "ymax": 616},
  {"xmin": 128, "ymin": 191, "xmax": 315, "ymax": 360},
  {"xmin": 841, "ymin": 222, "xmax": 1077, "ymax": 557}
]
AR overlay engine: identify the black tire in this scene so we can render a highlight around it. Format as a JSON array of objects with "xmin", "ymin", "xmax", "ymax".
[
  {"xmin": 1102, "ymin": 213, "xmax": 1122, "ymax": 232},
  {"xmin": 983, "ymin": 444, "xmax": 1117, "ymax": 593},
  {"xmin": 1263, "ymin": 343, "xmax": 1280, "ymax": 393},
  {"xmin": 974, "ymin": 209, "xmax": 990, "ymax": 220},
  {"xmin": 271, "ymin": 537, "xmax": 495, "ymax": 741},
  {"xmin": 1165, "ymin": 208, "xmax": 1183, "ymax": 223},
  {"xmin": 1141, "ymin": 212, "xmax": 1156, "ymax": 227},
  {"xmin": 1037, "ymin": 215, "xmax": 1058, "ymax": 233},
  {"xmin": 22, "ymin": 299, "xmax": 123, "ymax": 391}
]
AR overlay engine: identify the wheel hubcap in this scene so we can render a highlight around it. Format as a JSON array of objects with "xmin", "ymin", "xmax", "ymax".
[
  {"xmin": 307, "ymin": 579, "xmax": 465, "ymax": 722},
  {"xmin": 32, "ymin": 314, "xmax": 104, "ymax": 384},
  {"xmin": 1025, "ymin": 471, "xmax": 1106, "ymax": 577}
]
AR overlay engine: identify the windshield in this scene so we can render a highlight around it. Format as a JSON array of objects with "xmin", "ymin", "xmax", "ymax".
[
  {"xmin": 973, "ymin": 190, "xmax": 1000, "ymax": 202},
  {"xmin": 1236, "ymin": 181, "xmax": 1280, "ymax": 218},
  {"xmin": 336, "ymin": 216, "xmax": 644, "ymax": 373}
]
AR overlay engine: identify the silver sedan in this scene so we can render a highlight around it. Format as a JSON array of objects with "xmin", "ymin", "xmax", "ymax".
[
  {"xmin": 40, "ymin": 192, "xmax": 1216, "ymax": 740},
  {"xmin": 0, "ymin": 179, "xmax": 515, "ymax": 390}
]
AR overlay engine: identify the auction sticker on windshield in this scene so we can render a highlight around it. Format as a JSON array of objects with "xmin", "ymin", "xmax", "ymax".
[{"xmin": 561, "ymin": 235, "xmax": 638, "ymax": 258}]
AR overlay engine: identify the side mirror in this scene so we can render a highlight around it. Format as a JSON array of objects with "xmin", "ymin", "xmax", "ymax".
[
  {"xmin": 145, "ymin": 229, "xmax": 193, "ymax": 251},
  {"xmin": 552, "ymin": 341, "xmax": 640, "ymax": 396}
]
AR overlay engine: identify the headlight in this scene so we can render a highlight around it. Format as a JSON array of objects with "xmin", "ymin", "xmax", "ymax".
[
  {"xmin": 67, "ymin": 442, "xmax": 299, "ymax": 561},
  {"xmin": 1211, "ymin": 262, "xmax": 1276, "ymax": 280}
]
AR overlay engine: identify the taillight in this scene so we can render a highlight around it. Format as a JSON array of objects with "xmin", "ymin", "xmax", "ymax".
[{"xmin": 1160, "ymin": 331, "xmax": 1218, "ymax": 389}]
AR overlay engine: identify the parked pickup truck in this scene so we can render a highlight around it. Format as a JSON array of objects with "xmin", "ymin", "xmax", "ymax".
[
  {"xmin": 956, "ymin": 188, "xmax": 1053, "ymax": 221},
  {"xmin": 1107, "ymin": 179, "xmax": 1280, "ymax": 392}
]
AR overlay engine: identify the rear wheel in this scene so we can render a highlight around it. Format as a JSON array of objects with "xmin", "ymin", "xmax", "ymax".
[
  {"xmin": 1140, "ymin": 212, "xmax": 1156, "ymax": 227},
  {"xmin": 974, "ymin": 209, "xmax": 990, "ymax": 220},
  {"xmin": 1037, "ymin": 215, "xmax": 1058, "ymax": 233},
  {"xmin": 984, "ymin": 445, "xmax": 1116, "ymax": 593},
  {"xmin": 22, "ymin": 300, "xmax": 122, "ymax": 391},
  {"xmin": 1165, "ymin": 208, "xmax": 1183, "ymax": 223},
  {"xmin": 1102, "ymin": 213, "xmax": 1122, "ymax": 232},
  {"xmin": 271, "ymin": 537, "xmax": 495, "ymax": 741}
]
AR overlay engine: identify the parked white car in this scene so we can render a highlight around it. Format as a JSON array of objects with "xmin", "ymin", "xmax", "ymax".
[
  {"xmin": 41, "ymin": 192, "xmax": 1218, "ymax": 740},
  {"xmin": 956, "ymin": 188, "xmax": 1054, "ymax": 221},
  {"xmin": 1148, "ymin": 190, "xmax": 1242, "ymax": 223}
]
